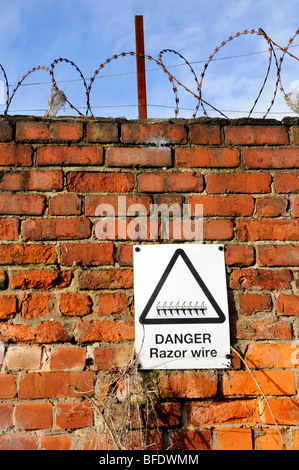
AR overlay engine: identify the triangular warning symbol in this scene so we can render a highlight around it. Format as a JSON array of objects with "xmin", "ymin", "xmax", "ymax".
[{"xmin": 139, "ymin": 248, "xmax": 226, "ymax": 325}]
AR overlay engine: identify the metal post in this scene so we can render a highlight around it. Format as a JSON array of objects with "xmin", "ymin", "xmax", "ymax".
[{"xmin": 135, "ymin": 15, "xmax": 147, "ymax": 119}]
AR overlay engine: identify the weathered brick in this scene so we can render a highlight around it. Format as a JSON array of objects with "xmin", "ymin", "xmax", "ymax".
[
  {"xmin": 94, "ymin": 345, "xmax": 133, "ymax": 370},
  {"xmin": 21, "ymin": 293, "xmax": 54, "ymax": 318},
  {"xmin": 121, "ymin": 122, "xmax": 187, "ymax": 144},
  {"xmin": 37, "ymin": 146, "xmax": 103, "ymax": 165},
  {"xmin": 16, "ymin": 120, "xmax": 83, "ymax": 141},
  {"xmin": 56, "ymin": 402, "xmax": 93, "ymax": 429},
  {"xmin": 216, "ymin": 428, "xmax": 253, "ymax": 450},
  {"xmin": 74, "ymin": 320, "xmax": 134, "ymax": 343},
  {"xmin": 224, "ymin": 245, "xmax": 255, "ymax": 267},
  {"xmin": 0, "ymin": 170, "xmax": 63, "ymax": 191},
  {"xmin": 157, "ymin": 371, "xmax": 218, "ymax": 398},
  {"xmin": 223, "ymin": 370, "xmax": 296, "ymax": 396},
  {"xmin": 168, "ymin": 429, "xmax": 212, "ymax": 451},
  {"xmin": 239, "ymin": 293, "xmax": 272, "ymax": 315},
  {"xmin": 0, "ymin": 322, "xmax": 70, "ymax": 344},
  {"xmin": 0, "ymin": 295, "xmax": 17, "ymax": 319},
  {"xmin": 106, "ymin": 147, "xmax": 172, "ymax": 167},
  {"xmin": 225, "ymin": 125, "xmax": 289, "ymax": 145},
  {"xmin": 274, "ymin": 173, "xmax": 299, "ymax": 193},
  {"xmin": 0, "ymin": 144, "xmax": 32, "ymax": 166},
  {"xmin": 230, "ymin": 268, "xmax": 292, "ymax": 290},
  {"xmin": 49, "ymin": 194, "xmax": 81, "ymax": 216},
  {"xmin": 0, "ymin": 433, "xmax": 37, "ymax": 450},
  {"xmin": 10, "ymin": 269, "xmax": 73, "ymax": 290},
  {"xmin": 263, "ymin": 398, "xmax": 299, "ymax": 425},
  {"xmin": 203, "ymin": 220, "xmax": 233, "ymax": 240},
  {"xmin": 277, "ymin": 293, "xmax": 299, "ymax": 315},
  {"xmin": 0, "ymin": 244, "xmax": 57, "ymax": 265},
  {"xmin": 245, "ymin": 343, "xmax": 298, "ymax": 369},
  {"xmin": 21, "ymin": 218, "xmax": 91, "ymax": 241},
  {"xmin": 86, "ymin": 121, "xmax": 118, "ymax": 142},
  {"xmin": 60, "ymin": 243, "xmax": 114, "ymax": 266},
  {"xmin": 0, "ymin": 375, "xmax": 17, "ymax": 398},
  {"xmin": 0, "ymin": 404, "xmax": 13, "ymax": 428},
  {"xmin": 138, "ymin": 172, "xmax": 203, "ymax": 192},
  {"xmin": 117, "ymin": 245, "xmax": 133, "ymax": 266},
  {"xmin": 188, "ymin": 195, "xmax": 254, "ymax": 216},
  {"xmin": 236, "ymin": 318, "xmax": 292, "ymax": 340},
  {"xmin": 190, "ymin": 123, "xmax": 220, "ymax": 144},
  {"xmin": 0, "ymin": 193, "xmax": 46, "ymax": 215},
  {"xmin": 255, "ymin": 196, "xmax": 288, "ymax": 217},
  {"xmin": 257, "ymin": 244, "xmax": 299, "ymax": 266},
  {"xmin": 236, "ymin": 219, "xmax": 299, "ymax": 241},
  {"xmin": 66, "ymin": 171, "xmax": 135, "ymax": 193},
  {"xmin": 59, "ymin": 293, "xmax": 92, "ymax": 316},
  {"xmin": 95, "ymin": 292, "xmax": 128, "ymax": 316},
  {"xmin": 255, "ymin": 428, "xmax": 289, "ymax": 451},
  {"xmin": 206, "ymin": 172, "xmax": 271, "ymax": 193},
  {"xmin": 0, "ymin": 121, "xmax": 13, "ymax": 141},
  {"xmin": 245, "ymin": 148, "xmax": 299, "ymax": 168},
  {"xmin": 0, "ymin": 219, "xmax": 19, "ymax": 240},
  {"xmin": 40, "ymin": 435, "xmax": 72, "ymax": 450},
  {"xmin": 175, "ymin": 148, "xmax": 239, "ymax": 167},
  {"xmin": 18, "ymin": 371, "xmax": 93, "ymax": 398},
  {"xmin": 50, "ymin": 346, "xmax": 86, "ymax": 370},
  {"xmin": 15, "ymin": 403, "xmax": 52, "ymax": 429},
  {"xmin": 79, "ymin": 269, "xmax": 133, "ymax": 290},
  {"xmin": 186, "ymin": 399, "xmax": 260, "ymax": 426},
  {"xmin": 291, "ymin": 195, "xmax": 299, "ymax": 217},
  {"xmin": 5, "ymin": 346, "xmax": 42, "ymax": 370}
]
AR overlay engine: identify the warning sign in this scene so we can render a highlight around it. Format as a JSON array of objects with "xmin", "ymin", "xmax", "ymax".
[{"xmin": 134, "ymin": 244, "xmax": 231, "ymax": 370}]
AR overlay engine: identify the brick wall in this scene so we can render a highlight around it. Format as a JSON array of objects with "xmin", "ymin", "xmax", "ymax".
[{"xmin": 0, "ymin": 115, "xmax": 298, "ymax": 450}]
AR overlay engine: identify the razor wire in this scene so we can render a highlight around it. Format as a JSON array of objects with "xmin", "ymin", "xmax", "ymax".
[{"xmin": 1, "ymin": 27, "xmax": 299, "ymax": 118}]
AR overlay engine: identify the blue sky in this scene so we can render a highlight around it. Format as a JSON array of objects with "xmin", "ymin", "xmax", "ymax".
[{"xmin": 1, "ymin": 0, "xmax": 299, "ymax": 120}]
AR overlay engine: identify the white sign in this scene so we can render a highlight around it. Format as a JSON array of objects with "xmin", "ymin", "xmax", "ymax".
[{"xmin": 134, "ymin": 244, "xmax": 231, "ymax": 370}]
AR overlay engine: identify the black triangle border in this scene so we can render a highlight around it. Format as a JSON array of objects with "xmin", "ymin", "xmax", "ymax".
[{"xmin": 139, "ymin": 248, "xmax": 226, "ymax": 325}]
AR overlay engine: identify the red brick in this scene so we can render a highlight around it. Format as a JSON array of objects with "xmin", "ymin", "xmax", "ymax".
[
  {"xmin": 255, "ymin": 196, "xmax": 288, "ymax": 217},
  {"xmin": 94, "ymin": 345, "xmax": 133, "ymax": 370},
  {"xmin": 6, "ymin": 346, "xmax": 42, "ymax": 370},
  {"xmin": 79, "ymin": 269, "xmax": 133, "ymax": 290},
  {"xmin": 50, "ymin": 346, "xmax": 86, "ymax": 370},
  {"xmin": 291, "ymin": 196, "xmax": 299, "ymax": 216},
  {"xmin": 121, "ymin": 122, "xmax": 187, "ymax": 144},
  {"xmin": 37, "ymin": 146, "xmax": 103, "ymax": 165},
  {"xmin": 245, "ymin": 343, "xmax": 298, "ymax": 369},
  {"xmin": 239, "ymin": 293, "xmax": 272, "ymax": 315},
  {"xmin": 0, "ymin": 144, "xmax": 32, "ymax": 166},
  {"xmin": 236, "ymin": 219, "xmax": 299, "ymax": 241},
  {"xmin": 291, "ymin": 126, "xmax": 299, "ymax": 145},
  {"xmin": 225, "ymin": 125, "xmax": 289, "ymax": 145},
  {"xmin": 230, "ymin": 268, "xmax": 292, "ymax": 290},
  {"xmin": 66, "ymin": 171, "xmax": 135, "ymax": 193},
  {"xmin": 0, "ymin": 375, "xmax": 17, "ymax": 398},
  {"xmin": 186, "ymin": 399, "xmax": 259, "ymax": 426},
  {"xmin": 0, "ymin": 170, "xmax": 63, "ymax": 191},
  {"xmin": 18, "ymin": 371, "xmax": 93, "ymax": 398},
  {"xmin": 188, "ymin": 195, "xmax": 254, "ymax": 216},
  {"xmin": 275, "ymin": 173, "xmax": 299, "ymax": 193},
  {"xmin": 293, "ymin": 429, "xmax": 299, "ymax": 450},
  {"xmin": 16, "ymin": 120, "xmax": 83, "ymax": 141},
  {"xmin": 157, "ymin": 371, "xmax": 218, "ymax": 399},
  {"xmin": 206, "ymin": 172, "xmax": 271, "ymax": 193},
  {"xmin": 86, "ymin": 121, "xmax": 118, "ymax": 142},
  {"xmin": 0, "ymin": 295, "xmax": 17, "ymax": 319},
  {"xmin": 263, "ymin": 398, "xmax": 299, "ymax": 425},
  {"xmin": 148, "ymin": 402, "xmax": 181, "ymax": 428},
  {"xmin": 0, "ymin": 433, "xmax": 37, "ymax": 450},
  {"xmin": 74, "ymin": 320, "xmax": 134, "ymax": 343},
  {"xmin": 245, "ymin": 148, "xmax": 299, "ymax": 168},
  {"xmin": 10, "ymin": 269, "xmax": 72, "ymax": 290},
  {"xmin": 41, "ymin": 435, "xmax": 72, "ymax": 450},
  {"xmin": 203, "ymin": 220, "xmax": 233, "ymax": 240},
  {"xmin": 21, "ymin": 293, "xmax": 54, "ymax": 318},
  {"xmin": 0, "ymin": 244, "xmax": 57, "ymax": 265},
  {"xmin": 0, "ymin": 321, "xmax": 70, "ymax": 344},
  {"xmin": 60, "ymin": 243, "xmax": 113, "ymax": 266},
  {"xmin": 85, "ymin": 194, "xmax": 152, "ymax": 216},
  {"xmin": 223, "ymin": 370, "xmax": 296, "ymax": 396},
  {"xmin": 224, "ymin": 245, "xmax": 255, "ymax": 267},
  {"xmin": 15, "ymin": 403, "xmax": 52, "ymax": 429},
  {"xmin": 0, "ymin": 271, "xmax": 7, "ymax": 289},
  {"xmin": 59, "ymin": 293, "xmax": 92, "ymax": 316},
  {"xmin": 21, "ymin": 218, "xmax": 91, "ymax": 241},
  {"xmin": 117, "ymin": 244, "xmax": 133, "ymax": 266},
  {"xmin": 236, "ymin": 318, "xmax": 292, "ymax": 340},
  {"xmin": 0, "ymin": 193, "xmax": 46, "ymax": 215},
  {"xmin": 257, "ymin": 244, "xmax": 299, "ymax": 266},
  {"xmin": 0, "ymin": 404, "xmax": 13, "ymax": 428},
  {"xmin": 95, "ymin": 292, "xmax": 128, "ymax": 316},
  {"xmin": 175, "ymin": 148, "xmax": 239, "ymax": 167},
  {"xmin": 0, "ymin": 218, "xmax": 19, "ymax": 240},
  {"xmin": 255, "ymin": 428, "xmax": 289, "ymax": 451},
  {"xmin": 107, "ymin": 147, "xmax": 172, "ymax": 167},
  {"xmin": 56, "ymin": 402, "xmax": 93, "ymax": 429},
  {"xmin": 216, "ymin": 428, "xmax": 253, "ymax": 450},
  {"xmin": 0, "ymin": 121, "xmax": 13, "ymax": 141},
  {"xmin": 49, "ymin": 194, "xmax": 81, "ymax": 215},
  {"xmin": 138, "ymin": 172, "xmax": 203, "ymax": 192},
  {"xmin": 169, "ymin": 429, "xmax": 212, "ymax": 451},
  {"xmin": 277, "ymin": 293, "xmax": 299, "ymax": 315},
  {"xmin": 190, "ymin": 123, "xmax": 220, "ymax": 144}
]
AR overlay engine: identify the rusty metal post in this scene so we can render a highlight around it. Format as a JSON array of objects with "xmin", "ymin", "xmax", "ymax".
[{"xmin": 135, "ymin": 15, "xmax": 147, "ymax": 119}]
